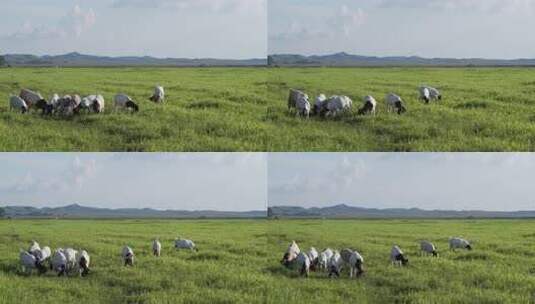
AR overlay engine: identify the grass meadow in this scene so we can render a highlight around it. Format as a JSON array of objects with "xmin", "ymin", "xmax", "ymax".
[{"xmin": 2, "ymin": 219, "xmax": 535, "ymax": 303}]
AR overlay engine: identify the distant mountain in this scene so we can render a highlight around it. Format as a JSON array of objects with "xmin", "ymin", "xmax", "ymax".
[
  {"xmin": 268, "ymin": 204, "xmax": 535, "ymax": 219},
  {"xmin": 268, "ymin": 52, "xmax": 535, "ymax": 67},
  {"xmin": 1, "ymin": 204, "xmax": 265, "ymax": 219},
  {"xmin": 3, "ymin": 52, "xmax": 266, "ymax": 67}
]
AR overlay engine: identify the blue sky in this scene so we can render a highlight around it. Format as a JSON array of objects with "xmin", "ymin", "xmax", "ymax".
[
  {"xmin": 268, "ymin": 153, "xmax": 535, "ymax": 211},
  {"xmin": 0, "ymin": 153, "xmax": 267, "ymax": 211},
  {"xmin": 0, "ymin": 0, "xmax": 266, "ymax": 59},
  {"xmin": 269, "ymin": 0, "xmax": 535, "ymax": 59}
]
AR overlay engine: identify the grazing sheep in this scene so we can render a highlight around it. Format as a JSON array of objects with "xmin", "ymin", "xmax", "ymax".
[
  {"xmin": 51, "ymin": 249, "xmax": 68, "ymax": 276},
  {"xmin": 358, "ymin": 95, "xmax": 377, "ymax": 116},
  {"xmin": 19, "ymin": 88, "xmax": 45, "ymax": 110},
  {"xmin": 312, "ymin": 94, "xmax": 328, "ymax": 116},
  {"xmin": 77, "ymin": 250, "xmax": 90, "ymax": 277},
  {"xmin": 152, "ymin": 239, "xmax": 162, "ymax": 257},
  {"xmin": 281, "ymin": 241, "xmax": 301, "ymax": 267},
  {"xmin": 386, "ymin": 93, "xmax": 407, "ymax": 115},
  {"xmin": 175, "ymin": 238, "xmax": 198, "ymax": 252},
  {"xmin": 114, "ymin": 94, "xmax": 139, "ymax": 112},
  {"xmin": 419, "ymin": 87, "xmax": 431, "ymax": 103},
  {"xmin": 341, "ymin": 248, "xmax": 364, "ymax": 278},
  {"xmin": 449, "ymin": 237, "xmax": 472, "ymax": 251},
  {"xmin": 325, "ymin": 95, "xmax": 353, "ymax": 117},
  {"xmin": 149, "ymin": 86, "xmax": 165, "ymax": 103},
  {"xmin": 295, "ymin": 252, "xmax": 311, "ymax": 277},
  {"xmin": 56, "ymin": 95, "xmax": 79, "ymax": 116},
  {"xmin": 307, "ymin": 247, "xmax": 319, "ymax": 271},
  {"xmin": 20, "ymin": 250, "xmax": 38, "ymax": 274},
  {"xmin": 288, "ymin": 89, "xmax": 308, "ymax": 112},
  {"xmin": 420, "ymin": 241, "xmax": 438, "ymax": 257},
  {"xmin": 328, "ymin": 250, "xmax": 343, "ymax": 278},
  {"xmin": 420, "ymin": 86, "xmax": 442, "ymax": 102},
  {"xmin": 28, "ymin": 240, "xmax": 40, "ymax": 256},
  {"xmin": 63, "ymin": 248, "xmax": 78, "ymax": 272},
  {"xmin": 318, "ymin": 248, "xmax": 334, "ymax": 271},
  {"xmin": 391, "ymin": 245, "xmax": 409, "ymax": 266},
  {"xmin": 122, "ymin": 246, "xmax": 135, "ymax": 266},
  {"xmin": 92, "ymin": 95, "xmax": 105, "ymax": 113},
  {"xmin": 295, "ymin": 94, "xmax": 311, "ymax": 118},
  {"xmin": 9, "ymin": 96, "xmax": 28, "ymax": 113},
  {"xmin": 429, "ymin": 87, "xmax": 442, "ymax": 100},
  {"xmin": 34, "ymin": 246, "xmax": 51, "ymax": 273}
]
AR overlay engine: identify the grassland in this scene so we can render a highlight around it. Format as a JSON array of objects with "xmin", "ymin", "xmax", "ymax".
[
  {"xmin": 266, "ymin": 67, "xmax": 535, "ymax": 151},
  {"xmin": 0, "ymin": 67, "xmax": 267, "ymax": 151},
  {"xmin": 267, "ymin": 219, "xmax": 535, "ymax": 303},
  {"xmin": 0, "ymin": 219, "xmax": 268, "ymax": 304}
]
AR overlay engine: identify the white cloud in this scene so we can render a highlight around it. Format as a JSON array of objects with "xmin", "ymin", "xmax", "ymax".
[{"xmin": 111, "ymin": 0, "xmax": 265, "ymax": 15}]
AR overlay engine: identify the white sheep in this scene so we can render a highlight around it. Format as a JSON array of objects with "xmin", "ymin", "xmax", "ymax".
[
  {"xmin": 51, "ymin": 249, "xmax": 68, "ymax": 276},
  {"xmin": 34, "ymin": 246, "xmax": 51, "ymax": 273},
  {"xmin": 312, "ymin": 94, "xmax": 328, "ymax": 115},
  {"xmin": 114, "ymin": 94, "xmax": 139, "ymax": 112},
  {"xmin": 295, "ymin": 252, "xmax": 311, "ymax": 277},
  {"xmin": 28, "ymin": 240, "xmax": 40, "ymax": 256},
  {"xmin": 429, "ymin": 87, "xmax": 442, "ymax": 100},
  {"xmin": 419, "ymin": 87, "xmax": 431, "ymax": 103},
  {"xmin": 328, "ymin": 250, "xmax": 343, "ymax": 278},
  {"xmin": 341, "ymin": 248, "xmax": 364, "ymax": 278},
  {"xmin": 391, "ymin": 245, "xmax": 409, "ymax": 266},
  {"xmin": 122, "ymin": 246, "xmax": 135, "ymax": 266},
  {"xmin": 296, "ymin": 94, "xmax": 311, "ymax": 118},
  {"xmin": 386, "ymin": 93, "xmax": 407, "ymax": 115},
  {"xmin": 77, "ymin": 250, "xmax": 90, "ymax": 277},
  {"xmin": 149, "ymin": 86, "xmax": 165, "ymax": 103},
  {"xmin": 318, "ymin": 248, "xmax": 334, "ymax": 271},
  {"xmin": 174, "ymin": 238, "xmax": 198, "ymax": 252},
  {"xmin": 281, "ymin": 240, "xmax": 301, "ymax": 267},
  {"xmin": 449, "ymin": 237, "xmax": 472, "ymax": 251},
  {"xmin": 9, "ymin": 96, "xmax": 28, "ymax": 113},
  {"xmin": 325, "ymin": 95, "xmax": 353, "ymax": 117},
  {"xmin": 306, "ymin": 247, "xmax": 319, "ymax": 270},
  {"xmin": 358, "ymin": 95, "xmax": 377, "ymax": 116},
  {"xmin": 152, "ymin": 239, "xmax": 162, "ymax": 257},
  {"xmin": 19, "ymin": 250, "xmax": 37, "ymax": 274},
  {"xmin": 93, "ymin": 95, "xmax": 105, "ymax": 113},
  {"xmin": 63, "ymin": 248, "xmax": 78, "ymax": 272},
  {"xmin": 420, "ymin": 241, "xmax": 438, "ymax": 257},
  {"xmin": 288, "ymin": 89, "xmax": 308, "ymax": 112}
]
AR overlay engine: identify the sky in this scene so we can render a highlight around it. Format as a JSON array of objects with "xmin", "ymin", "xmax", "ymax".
[
  {"xmin": 0, "ymin": 153, "xmax": 267, "ymax": 211},
  {"xmin": 0, "ymin": 0, "xmax": 266, "ymax": 59},
  {"xmin": 268, "ymin": 153, "xmax": 535, "ymax": 211},
  {"xmin": 269, "ymin": 0, "xmax": 535, "ymax": 59}
]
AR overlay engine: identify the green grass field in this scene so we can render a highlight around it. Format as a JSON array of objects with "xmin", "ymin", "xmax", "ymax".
[
  {"xmin": 2, "ymin": 219, "xmax": 535, "ymax": 303},
  {"xmin": 0, "ymin": 67, "xmax": 267, "ymax": 151},
  {"xmin": 3, "ymin": 67, "xmax": 535, "ymax": 151},
  {"xmin": 266, "ymin": 67, "xmax": 535, "ymax": 151},
  {"xmin": 268, "ymin": 219, "xmax": 535, "ymax": 303},
  {"xmin": 0, "ymin": 219, "xmax": 268, "ymax": 304}
]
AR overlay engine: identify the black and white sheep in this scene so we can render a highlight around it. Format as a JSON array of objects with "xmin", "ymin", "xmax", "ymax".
[
  {"xmin": 328, "ymin": 250, "xmax": 343, "ymax": 278},
  {"xmin": 20, "ymin": 250, "xmax": 39, "ymax": 275},
  {"xmin": 312, "ymin": 94, "xmax": 328, "ymax": 116},
  {"xmin": 122, "ymin": 246, "xmax": 135, "ymax": 266},
  {"xmin": 175, "ymin": 238, "xmax": 198, "ymax": 252},
  {"xmin": 306, "ymin": 247, "xmax": 319, "ymax": 271},
  {"xmin": 295, "ymin": 252, "xmax": 311, "ymax": 277},
  {"xmin": 420, "ymin": 86, "xmax": 442, "ymax": 103},
  {"xmin": 149, "ymin": 86, "xmax": 165, "ymax": 103},
  {"xmin": 19, "ymin": 88, "xmax": 46, "ymax": 110},
  {"xmin": 325, "ymin": 95, "xmax": 353, "ymax": 117},
  {"xmin": 288, "ymin": 89, "xmax": 308, "ymax": 112},
  {"xmin": 9, "ymin": 96, "xmax": 28, "ymax": 113},
  {"xmin": 77, "ymin": 250, "xmax": 90, "ymax": 277},
  {"xmin": 386, "ymin": 93, "xmax": 407, "ymax": 115},
  {"xmin": 341, "ymin": 248, "xmax": 364, "ymax": 278},
  {"xmin": 358, "ymin": 95, "xmax": 377, "ymax": 116},
  {"xmin": 449, "ymin": 237, "xmax": 472, "ymax": 251},
  {"xmin": 295, "ymin": 94, "xmax": 311, "ymax": 118},
  {"xmin": 51, "ymin": 249, "xmax": 68, "ymax": 276},
  {"xmin": 281, "ymin": 241, "xmax": 301, "ymax": 267},
  {"xmin": 420, "ymin": 241, "xmax": 438, "ymax": 257},
  {"xmin": 114, "ymin": 94, "xmax": 139, "ymax": 112},
  {"xmin": 318, "ymin": 248, "xmax": 333, "ymax": 271},
  {"xmin": 152, "ymin": 239, "xmax": 162, "ymax": 257},
  {"xmin": 391, "ymin": 245, "xmax": 409, "ymax": 266}
]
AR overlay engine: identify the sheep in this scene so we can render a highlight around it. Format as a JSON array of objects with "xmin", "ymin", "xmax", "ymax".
[
  {"xmin": 28, "ymin": 240, "xmax": 40, "ymax": 256},
  {"xmin": 281, "ymin": 241, "xmax": 301, "ymax": 267},
  {"xmin": 63, "ymin": 248, "xmax": 78, "ymax": 272},
  {"xmin": 391, "ymin": 245, "xmax": 409, "ymax": 266},
  {"xmin": 20, "ymin": 250, "xmax": 38, "ymax": 274},
  {"xmin": 419, "ymin": 87, "xmax": 431, "ymax": 103},
  {"xmin": 80, "ymin": 95, "xmax": 103, "ymax": 113},
  {"xmin": 312, "ymin": 94, "xmax": 328, "ymax": 116},
  {"xmin": 288, "ymin": 89, "xmax": 308, "ymax": 112},
  {"xmin": 56, "ymin": 95, "xmax": 79, "ymax": 116},
  {"xmin": 114, "ymin": 94, "xmax": 139, "ymax": 112},
  {"xmin": 9, "ymin": 96, "xmax": 28, "ymax": 113},
  {"xmin": 34, "ymin": 246, "xmax": 51, "ymax": 273},
  {"xmin": 122, "ymin": 246, "xmax": 135, "ymax": 266},
  {"xmin": 420, "ymin": 86, "xmax": 442, "ymax": 102},
  {"xmin": 51, "ymin": 249, "xmax": 68, "ymax": 276},
  {"xmin": 295, "ymin": 94, "xmax": 311, "ymax": 118},
  {"xmin": 420, "ymin": 241, "xmax": 438, "ymax": 257},
  {"xmin": 174, "ymin": 238, "xmax": 198, "ymax": 252},
  {"xmin": 429, "ymin": 87, "xmax": 442, "ymax": 101},
  {"xmin": 307, "ymin": 247, "xmax": 319, "ymax": 271},
  {"xmin": 295, "ymin": 252, "xmax": 311, "ymax": 277},
  {"xmin": 328, "ymin": 250, "xmax": 343, "ymax": 278},
  {"xmin": 386, "ymin": 93, "xmax": 407, "ymax": 115},
  {"xmin": 92, "ymin": 95, "xmax": 105, "ymax": 113},
  {"xmin": 77, "ymin": 250, "xmax": 90, "ymax": 277},
  {"xmin": 19, "ymin": 88, "xmax": 46, "ymax": 110},
  {"xmin": 358, "ymin": 95, "xmax": 377, "ymax": 116},
  {"xmin": 449, "ymin": 237, "xmax": 472, "ymax": 251},
  {"xmin": 341, "ymin": 248, "xmax": 364, "ymax": 278},
  {"xmin": 325, "ymin": 95, "xmax": 353, "ymax": 117},
  {"xmin": 152, "ymin": 239, "xmax": 162, "ymax": 257},
  {"xmin": 318, "ymin": 248, "xmax": 334, "ymax": 271},
  {"xmin": 149, "ymin": 86, "xmax": 165, "ymax": 103}
]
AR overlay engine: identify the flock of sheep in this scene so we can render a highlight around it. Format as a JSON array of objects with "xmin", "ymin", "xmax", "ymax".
[
  {"xmin": 18, "ymin": 237, "xmax": 197, "ymax": 277},
  {"xmin": 8, "ymin": 86, "xmax": 165, "ymax": 116},
  {"xmin": 281, "ymin": 237, "xmax": 472, "ymax": 278},
  {"xmin": 287, "ymin": 86, "xmax": 442, "ymax": 118}
]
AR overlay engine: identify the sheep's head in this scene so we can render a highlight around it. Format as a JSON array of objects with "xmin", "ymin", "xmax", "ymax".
[
  {"xmin": 355, "ymin": 260, "xmax": 364, "ymax": 276},
  {"xmin": 466, "ymin": 244, "xmax": 472, "ymax": 251},
  {"xmin": 126, "ymin": 100, "xmax": 139, "ymax": 112},
  {"xmin": 401, "ymin": 257, "xmax": 409, "ymax": 266},
  {"xmin": 438, "ymin": 95, "xmax": 442, "ymax": 100},
  {"xmin": 396, "ymin": 101, "xmax": 407, "ymax": 114},
  {"xmin": 432, "ymin": 250, "xmax": 438, "ymax": 257}
]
